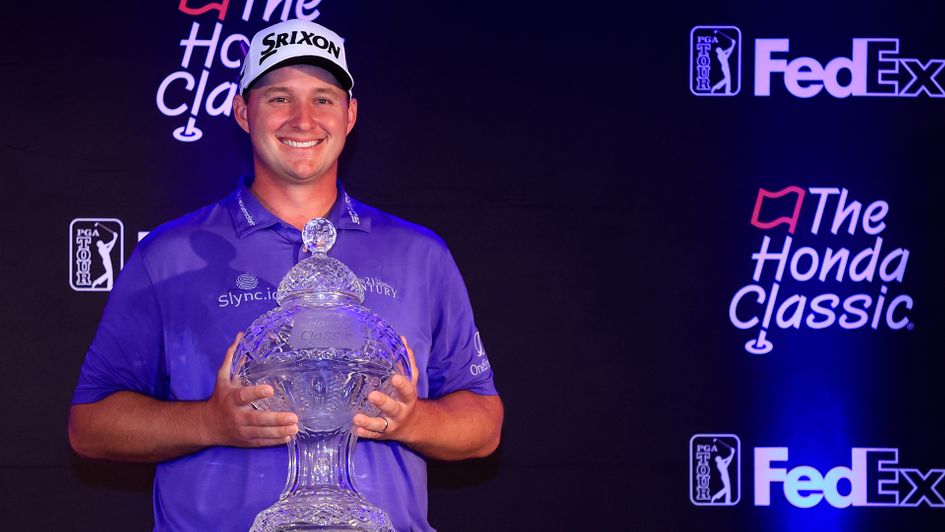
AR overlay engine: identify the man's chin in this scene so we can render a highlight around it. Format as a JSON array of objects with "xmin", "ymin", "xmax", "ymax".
[{"xmin": 284, "ymin": 170, "xmax": 335, "ymax": 186}]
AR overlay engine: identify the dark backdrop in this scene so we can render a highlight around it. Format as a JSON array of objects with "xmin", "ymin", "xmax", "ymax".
[{"xmin": 3, "ymin": 1, "xmax": 943, "ymax": 530}]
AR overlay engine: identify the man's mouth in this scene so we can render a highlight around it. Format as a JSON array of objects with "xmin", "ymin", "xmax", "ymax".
[{"xmin": 281, "ymin": 138, "xmax": 323, "ymax": 148}]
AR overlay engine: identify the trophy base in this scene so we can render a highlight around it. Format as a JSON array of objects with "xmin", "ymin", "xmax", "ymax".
[{"xmin": 251, "ymin": 488, "xmax": 392, "ymax": 532}]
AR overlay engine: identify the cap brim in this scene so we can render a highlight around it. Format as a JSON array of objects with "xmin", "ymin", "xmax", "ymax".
[{"xmin": 246, "ymin": 56, "xmax": 353, "ymax": 94}]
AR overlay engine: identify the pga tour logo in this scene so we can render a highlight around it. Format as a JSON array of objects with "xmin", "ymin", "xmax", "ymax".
[
  {"xmin": 690, "ymin": 434, "xmax": 741, "ymax": 505},
  {"xmin": 70, "ymin": 218, "xmax": 124, "ymax": 292},
  {"xmin": 691, "ymin": 26, "xmax": 945, "ymax": 98},
  {"xmin": 690, "ymin": 26, "xmax": 742, "ymax": 96}
]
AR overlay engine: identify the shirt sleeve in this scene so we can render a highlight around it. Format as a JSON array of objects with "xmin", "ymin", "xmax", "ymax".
[
  {"xmin": 426, "ymin": 247, "xmax": 497, "ymax": 399},
  {"xmin": 71, "ymin": 246, "xmax": 166, "ymax": 404}
]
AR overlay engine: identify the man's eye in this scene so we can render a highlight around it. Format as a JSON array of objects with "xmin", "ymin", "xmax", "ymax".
[
  {"xmin": 315, "ymin": 98, "xmax": 332, "ymax": 105},
  {"xmin": 269, "ymin": 97, "xmax": 289, "ymax": 103}
]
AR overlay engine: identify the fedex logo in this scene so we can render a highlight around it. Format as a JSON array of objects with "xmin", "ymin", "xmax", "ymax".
[
  {"xmin": 755, "ymin": 38, "xmax": 944, "ymax": 98},
  {"xmin": 755, "ymin": 448, "xmax": 945, "ymax": 508}
]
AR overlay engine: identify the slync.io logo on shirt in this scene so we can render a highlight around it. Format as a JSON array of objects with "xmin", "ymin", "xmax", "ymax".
[{"xmin": 690, "ymin": 26, "xmax": 945, "ymax": 99}]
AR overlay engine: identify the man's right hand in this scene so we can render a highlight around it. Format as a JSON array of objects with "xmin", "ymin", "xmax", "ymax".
[{"xmin": 200, "ymin": 333, "xmax": 299, "ymax": 447}]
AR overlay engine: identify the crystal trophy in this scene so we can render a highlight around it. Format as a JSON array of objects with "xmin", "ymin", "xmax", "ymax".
[{"xmin": 231, "ymin": 218, "xmax": 410, "ymax": 531}]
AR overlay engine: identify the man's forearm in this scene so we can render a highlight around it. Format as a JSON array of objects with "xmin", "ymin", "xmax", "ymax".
[
  {"xmin": 400, "ymin": 391, "xmax": 503, "ymax": 461},
  {"xmin": 69, "ymin": 391, "xmax": 212, "ymax": 462},
  {"xmin": 69, "ymin": 337, "xmax": 300, "ymax": 463}
]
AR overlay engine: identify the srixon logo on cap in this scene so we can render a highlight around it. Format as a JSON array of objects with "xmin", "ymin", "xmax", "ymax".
[{"xmin": 260, "ymin": 31, "xmax": 341, "ymax": 64}]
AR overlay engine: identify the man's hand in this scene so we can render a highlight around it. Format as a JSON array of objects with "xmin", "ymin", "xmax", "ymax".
[
  {"xmin": 353, "ymin": 336, "xmax": 420, "ymax": 441},
  {"xmin": 351, "ymin": 337, "xmax": 504, "ymax": 461},
  {"xmin": 200, "ymin": 333, "xmax": 299, "ymax": 448}
]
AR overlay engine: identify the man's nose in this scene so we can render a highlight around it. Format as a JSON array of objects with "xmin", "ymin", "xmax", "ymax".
[{"xmin": 290, "ymin": 103, "xmax": 316, "ymax": 130}]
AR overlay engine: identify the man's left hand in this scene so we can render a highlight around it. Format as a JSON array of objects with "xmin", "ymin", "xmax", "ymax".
[{"xmin": 353, "ymin": 336, "xmax": 419, "ymax": 442}]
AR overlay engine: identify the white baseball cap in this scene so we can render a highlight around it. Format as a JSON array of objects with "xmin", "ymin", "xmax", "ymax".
[{"xmin": 239, "ymin": 19, "xmax": 354, "ymax": 95}]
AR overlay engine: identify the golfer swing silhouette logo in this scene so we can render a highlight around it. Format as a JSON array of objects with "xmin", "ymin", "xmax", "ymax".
[
  {"xmin": 711, "ymin": 30, "xmax": 737, "ymax": 94},
  {"xmin": 90, "ymin": 223, "xmax": 119, "ymax": 290},
  {"xmin": 710, "ymin": 438, "xmax": 736, "ymax": 503}
]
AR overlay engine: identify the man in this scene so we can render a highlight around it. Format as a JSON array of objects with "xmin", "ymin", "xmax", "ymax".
[{"xmin": 69, "ymin": 19, "xmax": 503, "ymax": 531}]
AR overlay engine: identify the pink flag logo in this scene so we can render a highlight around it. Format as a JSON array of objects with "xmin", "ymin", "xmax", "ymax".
[
  {"xmin": 178, "ymin": 0, "xmax": 230, "ymax": 20},
  {"xmin": 750, "ymin": 186, "xmax": 806, "ymax": 234}
]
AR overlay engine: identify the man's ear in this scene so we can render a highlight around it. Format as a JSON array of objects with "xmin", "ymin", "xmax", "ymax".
[
  {"xmin": 233, "ymin": 94, "xmax": 250, "ymax": 133},
  {"xmin": 345, "ymin": 97, "xmax": 358, "ymax": 135}
]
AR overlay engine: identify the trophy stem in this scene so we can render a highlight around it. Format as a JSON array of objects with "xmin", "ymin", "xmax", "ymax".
[
  {"xmin": 251, "ymin": 427, "xmax": 392, "ymax": 531},
  {"xmin": 284, "ymin": 427, "xmax": 357, "ymax": 497}
]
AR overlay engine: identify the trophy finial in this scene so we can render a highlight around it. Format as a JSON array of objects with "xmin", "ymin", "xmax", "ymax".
[{"xmin": 302, "ymin": 218, "xmax": 336, "ymax": 255}]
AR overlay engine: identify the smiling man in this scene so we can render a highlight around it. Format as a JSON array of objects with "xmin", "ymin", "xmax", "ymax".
[{"xmin": 68, "ymin": 19, "xmax": 503, "ymax": 531}]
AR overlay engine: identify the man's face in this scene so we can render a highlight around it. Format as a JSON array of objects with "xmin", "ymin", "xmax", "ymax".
[{"xmin": 233, "ymin": 64, "xmax": 357, "ymax": 188}]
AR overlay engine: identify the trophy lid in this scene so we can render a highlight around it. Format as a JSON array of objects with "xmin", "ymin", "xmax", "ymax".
[{"xmin": 275, "ymin": 218, "xmax": 365, "ymax": 304}]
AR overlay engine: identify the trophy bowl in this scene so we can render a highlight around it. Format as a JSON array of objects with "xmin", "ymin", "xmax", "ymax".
[{"xmin": 232, "ymin": 218, "xmax": 410, "ymax": 532}]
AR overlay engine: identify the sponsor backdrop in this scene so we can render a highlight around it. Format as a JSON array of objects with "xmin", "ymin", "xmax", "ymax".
[{"xmin": 2, "ymin": 1, "xmax": 943, "ymax": 530}]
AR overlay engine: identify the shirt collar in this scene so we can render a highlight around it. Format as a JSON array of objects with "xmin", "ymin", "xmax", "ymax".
[{"xmin": 228, "ymin": 176, "xmax": 371, "ymax": 238}]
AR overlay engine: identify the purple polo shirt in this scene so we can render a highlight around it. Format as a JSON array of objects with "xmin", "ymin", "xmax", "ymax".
[{"xmin": 72, "ymin": 178, "xmax": 497, "ymax": 531}]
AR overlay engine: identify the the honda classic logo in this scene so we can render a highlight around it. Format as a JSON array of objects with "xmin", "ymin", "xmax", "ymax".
[
  {"xmin": 157, "ymin": 1, "xmax": 323, "ymax": 142},
  {"xmin": 729, "ymin": 186, "xmax": 913, "ymax": 354}
]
